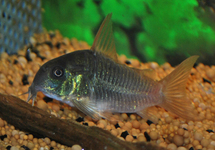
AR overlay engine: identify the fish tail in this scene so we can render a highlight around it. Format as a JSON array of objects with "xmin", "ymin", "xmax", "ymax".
[{"xmin": 158, "ymin": 56, "xmax": 199, "ymax": 120}]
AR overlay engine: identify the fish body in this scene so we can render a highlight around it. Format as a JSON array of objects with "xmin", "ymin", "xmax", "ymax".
[{"xmin": 27, "ymin": 14, "xmax": 198, "ymax": 121}]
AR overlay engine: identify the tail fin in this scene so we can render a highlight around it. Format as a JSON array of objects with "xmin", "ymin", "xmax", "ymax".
[{"xmin": 158, "ymin": 56, "xmax": 199, "ymax": 120}]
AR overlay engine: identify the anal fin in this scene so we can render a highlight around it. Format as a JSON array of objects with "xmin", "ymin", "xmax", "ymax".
[{"xmin": 137, "ymin": 107, "xmax": 159, "ymax": 123}]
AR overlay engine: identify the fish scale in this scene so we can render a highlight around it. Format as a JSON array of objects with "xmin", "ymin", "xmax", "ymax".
[{"xmin": 93, "ymin": 52, "xmax": 159, "ymax": 112}]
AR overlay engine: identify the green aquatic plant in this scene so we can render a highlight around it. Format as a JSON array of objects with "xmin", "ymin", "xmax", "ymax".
[{"xmin": 42, "ymin": 0, "xmax": 215, "ymax": 64}]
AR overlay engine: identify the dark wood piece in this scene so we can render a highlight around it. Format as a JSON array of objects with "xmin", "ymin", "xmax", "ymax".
[{"xmin": 0, "ymin": 93, "xmax": 166, "ymax": 150}]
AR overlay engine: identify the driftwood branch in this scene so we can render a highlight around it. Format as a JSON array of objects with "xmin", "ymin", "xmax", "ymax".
[{"xmin": 0, "ymin": 93, "xmax": 165, "ymax": 150}]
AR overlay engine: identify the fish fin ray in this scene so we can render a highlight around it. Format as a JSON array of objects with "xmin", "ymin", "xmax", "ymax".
[
  {"xmin": 71, "ymin": 97, "xmax": 101, "ymax": 120},
  {"xmin": 137, "ymin": 107, "xmax": 159, "ymax": 123},
  {"xmin": 99, "ymin": 111, "xmax": 113, "ymax": 120},
  {"xmin": 91, "ymin": 13, "xmax": 118, "ymax": 62},
  {"xmin": 158, "ymin": 55, "xmax": 199, "ymax": 120}
]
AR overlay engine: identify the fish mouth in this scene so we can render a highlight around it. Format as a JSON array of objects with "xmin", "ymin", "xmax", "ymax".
[{"xmin": 27, "ymin": 83, "xmax": 37, "ymax": 106}]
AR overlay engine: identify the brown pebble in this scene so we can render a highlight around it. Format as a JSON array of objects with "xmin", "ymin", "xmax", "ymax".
[
  {"xmin": 150, "ymin": 62, "xmax": 159, "ymax": 69},
  {"xmin": 177, "ymin": 147, "xmax": 187, "ymax": 150},
  {"xmin": 149, "ymin": 131, "xmax": 158, "ymax": 140},
  {"xmin": 132, "ymin": 120, "xmax": 140, "ymax": 129},
  {"xmin": 36, "ymin": 100, "xmax": 48, "ymax": 110},
  {"xmin": 173, "ymin": 135, "xmax": 184, "ymax": 146},
  {"xmin": 40, "ymin": 142, "xmax": 46, "ymax": 147},
  {"xmin": 165, "ymin": 116, "xmax": 172, "ymax": 123},
  {"xmin": 6, "ymin": 86, "xmax": 13, "ymax": 94},
  {"xmin": 159, "ymin": 142, "xmax": 167, "ymax": 148},
  {"xmin": 206, "ymin": 69, "xmax": 215, "ymax": 80},
  {"xmin": 0, "ymin": 118, "xmax": 5, "ymax": 127},
  {"xmin": 183, "ymin": 131, "xmax": 189, "ymax": 138},
  {"xmin": 71, "ymin": 144, "xmax": 82, "ymax": 150},
  {"xmin": 11, "ymin": 139, "xmax": 18, "ymax": 146},
  {"xmin": 98, "ymin": 119, "xmax": 107, "ymax": 128},
  {"xmin": 10, "ymin": 146, "xmax": 19, "ymax": 150},
  {"xmin": 201, "ymin": 138, "xmax": 210, "ymax": 147},
  {"xmin": 27, "ymin": 142, "xmax": 35, "ymax": 149},
  {"xmin": 38, "ymin": 138, "xmax": 43, "ymax": 143},
  {"xmin": 18, "ymin": 56, "xmax": 27, "ymax": 64},
  {"xmin": 207, "ymin": 144, "xmax": 215, "ymax": 149},
  {"xmin": 88, "ymin": 121, "xmax": 95, "ymax": 126},
  {"xmin": 33, "ymin": 138, "xmax": 38, "ymax": 144},
  {"xmin": 14, "ymin": 134, "xmax": 19, "ymax": 140},
  {"xmin": 194, "ymin": 131, "xmax": 203, "ymax": 141},
  {"xmin": 111, "ymin": 129, "xmax": 118, "ymax": 136},
  {"xmin": 0, "ymin": 73, "xmax": 7, "ymax": 84},
  {"xmin": 195, "ymin": 145, "xmax": 203, "ymax": 149},
  {"xmin": 0, "ymin": 52, "xmax": 9, "ymax": 59},
  {"xmin": 137, "ymin": 135, "xmax": 146, "ymax": 142},
  {"xmin": 28, "ymin": 134, "xmax": 33, "ymax": 140},
  {"xmin": 124, "ymin": 122, "xmax": 132, "ymax": 130},
  {"xmin": 167, "ymin": 143, "xmax": 177, "ymax": 150},
  {"xmin": 50, "ymin": 141, "xmax": 56, "ymax": 147},
  {"xmin": 140, "ymin": 122, "xmax": 149, "ymax": 130},
  {"xmin": 130, "ymin": 114, "xmax": 136, "ymax": 120},
  {"xmin": 211, "ymin": 134, "xmax": 215, "ymax": 140},
  {"xmin": 23, "ymin": 135, "xmax": 28, "ymax": 140},
  {"xmin": 44, "ymin": 137, "xmax": 51, "ymax": 144},
  {"xmin": 177, "ymin": 128, "xmax": 184, "ymax": 136},
  {"xmin": 118, "ymin": 121, "xmax": 124, "ymax": 127},
  {"xmin": 97, "ymin": 123, "xmax": 105, "ymax": 129},
  {"xmin": 125, "ymin": 135, "xmax": 134, "ymax": 142},
  {"xmin": 106, "ymin": 125, "xmax": 112, "ymax": 130},
  {"xmin": 23, "ymin": 140, "xmax": 28, "ymax": 146},
  {"xmin": 52, "ymin": 104, "xmax": 60, "ymax": 112},
  {"xmin": 192, "ymin": 140, "xmax": 199, "ymax": 146},
  {"xmin": 32, "ymin": 64, "xmax": 40, "ymax": 73},
  {"xmin": 121, "ymin": 113, "xmax": 128, "ymax": 120}
]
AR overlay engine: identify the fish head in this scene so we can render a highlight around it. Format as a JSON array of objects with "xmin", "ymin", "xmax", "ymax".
[
  {"xmin": 27, "ymin": 57, "xmax": 68, "ymax": 103},
  {"xmin": 27, "ymin": 51, "xmax": 93, "ymax": 105}
]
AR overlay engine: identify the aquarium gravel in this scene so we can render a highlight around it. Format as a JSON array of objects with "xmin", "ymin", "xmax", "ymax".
[{"xmin": 0, "ymin": 31, "xmax": 215, "ymax": 150}]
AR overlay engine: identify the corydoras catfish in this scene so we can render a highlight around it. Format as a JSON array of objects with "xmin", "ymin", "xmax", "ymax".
[{"xmin": 27, "ymin": 14, "xmax": 198, "ymax": 121}]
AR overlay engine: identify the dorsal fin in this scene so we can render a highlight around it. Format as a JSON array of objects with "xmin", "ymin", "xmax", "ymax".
[{"xmin": 91, "ymin": 13, "xmax": 118, "ymax": 62}]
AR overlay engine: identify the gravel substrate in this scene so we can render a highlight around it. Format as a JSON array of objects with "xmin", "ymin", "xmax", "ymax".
[{"xmin": 0, "ymin": 31, "xmax": 215, "ymax": 150}]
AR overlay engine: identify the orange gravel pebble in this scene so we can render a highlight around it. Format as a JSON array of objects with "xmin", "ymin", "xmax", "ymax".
[
  {"xmin": 173, "ymin": 135, "xmax": 184, "ymax": 146},
  {"xmin": 124, "ymin": 122, "xmax": 132, "ymax": 130},
  {"xmin": 0, "ymin": 118, "xmax": 4, "ymax": 127},
  {"xmin": 125, "ymin": 135, "xmax": 134, "ymax": 142},
  {"xmin": 71, "ymin": 144, "xmax": 82, "ymax": 150},
  {"xmin": 149, "ymin": 131, "xmax": 158, "ymax": 140},
  {"xmin": 132, "ymin": 120, "xmax": 140, "ymax": 129},
  {"xmin": 1, "ymin": 30, "xmax": 215, "ymax": 150},
  {"xmin": 36, "ymin": 100, "xmax": 48, "ymax": 110},
  {"xmin": 201, "ymin": 138, "xmax": 210, "ymax": 147},
  {"xmin": 194, "ymin": 131, "xmax": 203, "ymax": 141}
]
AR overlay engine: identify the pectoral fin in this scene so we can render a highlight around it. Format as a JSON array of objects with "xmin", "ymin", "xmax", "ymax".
[
  {"xmin": 70, "ymin": 97, "xmax": 100, "ymax": 119},
  {"xmin": 71, "ymin": 97, "xmax": 113, "ymax": 120}
]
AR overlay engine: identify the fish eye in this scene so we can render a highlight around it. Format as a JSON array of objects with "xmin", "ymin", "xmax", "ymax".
[{"xmin": 52, "ymin": 66, "xmax": 64, "ymax": 77}]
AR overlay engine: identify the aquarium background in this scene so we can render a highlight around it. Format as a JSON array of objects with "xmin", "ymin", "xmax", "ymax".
[
  {"xmin": 0, "ymin": 0, "xmax": 214, "ymax": 65},
  {"xmin": 0, "ymin": 0, "xmax": 42, "ymax": 55},
  {"xmin": 41, "ymin": 0, "xmax": 215, "ymax": 66}
]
